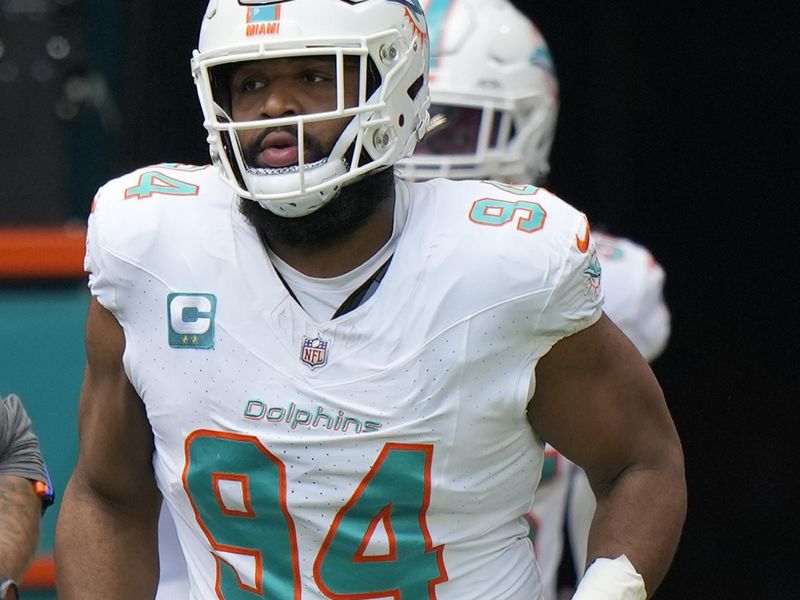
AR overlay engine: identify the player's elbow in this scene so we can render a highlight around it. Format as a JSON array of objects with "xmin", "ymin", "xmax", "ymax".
[
  {"xmin": 661, "ymin": 438, "xmax": 687, "ymax": 523},
  {"xmin": 68, "ymin": 456, "xmax": 159, "ymax": 512}
]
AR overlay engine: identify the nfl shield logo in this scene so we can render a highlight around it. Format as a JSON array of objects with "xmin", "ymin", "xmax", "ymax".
[{"xmin": 301, "ymin": 335, "xmax": 329, "ymax": 370}]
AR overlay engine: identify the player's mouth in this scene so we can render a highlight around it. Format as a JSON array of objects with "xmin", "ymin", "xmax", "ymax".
[{"xmin": 256, "ymin": 131, "xmax": 299, "ymax": 168}]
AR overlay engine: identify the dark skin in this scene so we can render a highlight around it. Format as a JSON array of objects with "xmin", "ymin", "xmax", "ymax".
[
  {"xmin": 56, "ymin": 300, "xmax": 161, "ymax": 599},
  {"xmin": 530, "ymin": 316, "xmax": 686, "ymax": 591},
  {"xmin": 230, "ymin": 56, "xmax": 389, "ymax": 277},
  {"xmin": 55, "ymin": 55, "xmax": 686, "ymax": 598}
]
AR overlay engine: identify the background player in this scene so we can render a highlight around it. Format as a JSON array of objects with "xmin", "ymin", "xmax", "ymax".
[
  {"xmin": 55, "ymin": 2, "xmax": 685, "ymax": 598},
  {"xmin": 399, "ymin": 1, "xmax": 671, "ymax": 597},
  {"xmin": 1, "ymin": 392, "xmax": 54, "ymax": 600},
  {"xmin": 154, "ymin": 508, "xmax": 189, "ymax": 599}
]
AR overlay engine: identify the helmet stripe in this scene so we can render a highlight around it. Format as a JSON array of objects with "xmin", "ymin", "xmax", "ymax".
[
  {"xmin": 247, "ymin": 5, "xmax": 281, "ymax": 23},
  {"xmin": 424, "ymin": 0, "xmax": 454, "ymax": 72}
]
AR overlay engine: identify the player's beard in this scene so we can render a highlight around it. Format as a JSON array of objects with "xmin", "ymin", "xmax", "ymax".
[{"xmin": 239, "ymin": 128, "xmax": 394, "ymax": 250}]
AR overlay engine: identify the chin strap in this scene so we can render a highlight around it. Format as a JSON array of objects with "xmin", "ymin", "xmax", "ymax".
[{"xmin": 571, "ymin": 555, "xmax": 647, "ymax": 600}]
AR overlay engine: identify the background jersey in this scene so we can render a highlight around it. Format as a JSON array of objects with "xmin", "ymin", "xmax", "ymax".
[
  {"xmin": 523, "ymin": 446, "xmax": 571, "ymax": 599},
  {"xmin": 527, "ymin": 230, "xmax": 670, "ymax": 599},
  {"xmin": 592, "ymin": 231, "xmax": 670, "ymax": 362},
  {"xmin": 85, "ymin": 165, "xmax": 603, "ymax": 600},
  {"xmin": 155, "ymin": 506, "xmax": 190, "ymax": 600}
]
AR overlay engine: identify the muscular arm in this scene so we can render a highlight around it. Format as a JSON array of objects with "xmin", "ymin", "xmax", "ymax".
[
  {"xmin": 55, "ymin": 298, "xmax": 161, "ymax": 599},
  {"xmin": 528, "ymin": 314, "xmax": 686, "ymax": 595},
  {"xmin": 0, "ymin": 475, "xmax": 40, "ymax": 580}
]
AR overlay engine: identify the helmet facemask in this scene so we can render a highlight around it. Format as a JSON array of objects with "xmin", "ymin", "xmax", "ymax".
[
  {"xmin": 406, "ymin": 90, "xmax": 551, "ymax": 183},
  {"xmin": 197, "ymin": 50, "xmax": 380, "ymax": 217},
  {"xmin": 397, "ymin": 0, "xmax": 558, "ymax": 186}
]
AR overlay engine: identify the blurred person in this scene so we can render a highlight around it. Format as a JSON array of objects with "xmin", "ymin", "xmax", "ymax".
[
  {"xmin": 55, "ymin": 1, "xmax": 685, "ymax": 598},
  {"xmin": 399, "ymin": 0, "xmax": 671, "ymax": 597},
  {"xmin": 155, "ymin": 508, "xmax": 190, "ymax": 599},
  {"xmin": 1, "ymin": 393, "xmax": 54, "ymax": 600}
]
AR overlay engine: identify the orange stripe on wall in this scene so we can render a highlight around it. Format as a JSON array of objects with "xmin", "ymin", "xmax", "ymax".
[
  {"xmin": 21, "ymin": 553, "xmax": 55, "ymax": 589},
  {"xmin": 0, "ymin": 226, "xmax": 87, "ymax": 279}
]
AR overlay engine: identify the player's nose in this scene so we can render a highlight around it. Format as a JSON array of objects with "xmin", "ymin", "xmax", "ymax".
[{"xmin": 261, "ymin": 80, "xmax": 301, "ymax": 118}]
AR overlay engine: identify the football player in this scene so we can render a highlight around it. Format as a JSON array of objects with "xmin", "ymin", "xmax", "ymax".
[{"xmin": 55, "ymin": 2, "xmax": 684, "ymax": 598}]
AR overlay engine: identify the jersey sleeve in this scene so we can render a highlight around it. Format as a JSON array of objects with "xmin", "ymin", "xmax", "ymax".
[
  {"xmin": 601, "ymin": 238, "xmax": 671, "ymax": 361},
  {"xmin": 84, "ymin": 164, "xmax": 225, "ymax": 321},
  {"xmin": 84, "ymin": 190, "xmax": 119, "ymax": 315},
  {"xmin": 535, "ymin": 213, "xmax": 604, "ymax": 345},
  {"xmin": 0, "ymin": 394, "xmax": 47, "ymax": 483},
  {"xmin": 592, "ymin": 232, "xmax": 671, "ymax": 362},
  {"xmin": 83, "ymin": 169, "xmax": 168, "ymax": 318},
  {"xmin": 626, "ymin": 260, "xmax": 670, "ymax": 361}
]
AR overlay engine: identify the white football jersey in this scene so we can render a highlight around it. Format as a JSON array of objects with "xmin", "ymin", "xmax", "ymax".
[
  {"xmin": 527, "ymin": 230, "xmax": 670, "ymax": 599},
  {"xmin": 85, "ymin": 164, "xmax": 603, "ymax": 600},
  {"xmin": 593, "ymin": 231, "xmax": 670, "ymax": 362},
  {"xmin": 523, "ymin": 447, "xmax": 572, "ymax": 599},
  {"xmin": 156, "ymin": 507, "xmax": 190, "ymax": 600}
]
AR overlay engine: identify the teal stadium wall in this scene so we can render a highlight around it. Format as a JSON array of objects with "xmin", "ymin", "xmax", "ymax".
[
  {"xmin": 1, "ymin": 284, "xmax": 89, "ymax": 599},
  {"xmin": 1, "ymin": 1, "xmax": 122, "ymax": 594}
]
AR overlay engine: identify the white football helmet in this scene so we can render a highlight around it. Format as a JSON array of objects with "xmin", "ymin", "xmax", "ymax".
[
  {"xmin": 397, "ymin": 0, "xmax": 558, "ymax": 184},
  {"xmin": 192, "ymin": 0, "xmax": 431, "ymax": 217}
]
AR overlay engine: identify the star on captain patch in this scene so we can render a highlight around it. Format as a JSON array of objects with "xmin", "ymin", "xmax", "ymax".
[{"xmin": 301, "ymin": 335, "xmax": 329, "ymax": 370}]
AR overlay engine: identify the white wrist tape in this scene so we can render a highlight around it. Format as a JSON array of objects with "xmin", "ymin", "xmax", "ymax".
[{"xmin": 571, "ymin": 554, "xmax": 647, "ymax": 600}]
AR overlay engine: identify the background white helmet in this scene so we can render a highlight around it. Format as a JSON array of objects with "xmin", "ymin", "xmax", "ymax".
[
  {"xmin": 192, "ymin": 0, "xmax": 430, "ymax": 217},
  {"xmin": 398, "ymin": 0, "xmax": 558, "ymax": 184}
]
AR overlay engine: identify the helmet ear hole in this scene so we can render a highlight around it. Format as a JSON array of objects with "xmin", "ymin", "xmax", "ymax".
[{"xmin": 407, "ymin": 75, "xmax": 425, "ymax": 101}]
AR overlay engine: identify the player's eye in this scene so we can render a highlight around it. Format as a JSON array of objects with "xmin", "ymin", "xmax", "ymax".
[
  {"xmin": 301, "ymin": 71, "xmax": 332, "ymax": 84},
  {"xmin": 240, "ymin": 78, "xmax": 266, "ymax": 93}
]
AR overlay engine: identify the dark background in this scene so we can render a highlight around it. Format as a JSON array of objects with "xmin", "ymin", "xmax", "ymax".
[
  {"xmin": 2, "ymin": 1, "xmax": 797, "ymax": 597},
  {"xmin": 525, "ymin": 3, "xmax": 799, "ymax": 597}
]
